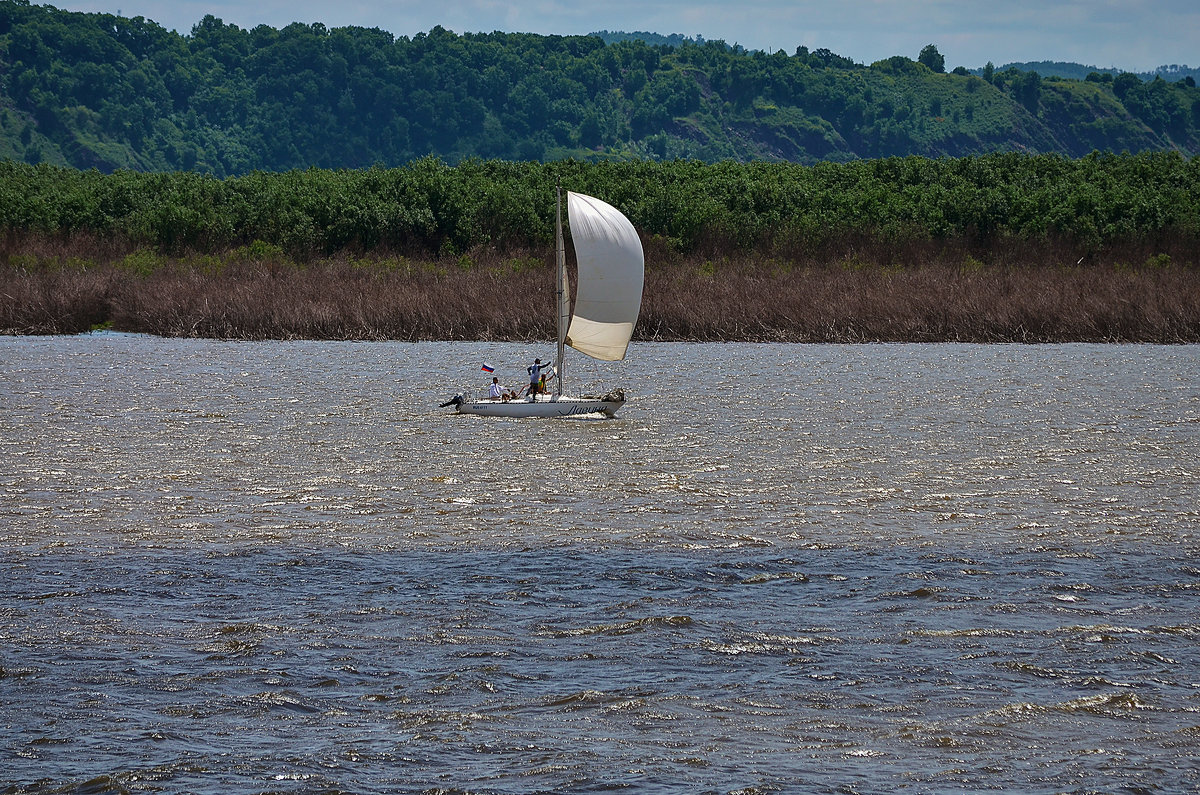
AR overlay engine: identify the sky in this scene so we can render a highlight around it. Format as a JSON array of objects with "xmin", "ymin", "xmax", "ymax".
[{"xmin": 59, "ymin": 0, "xmax": 1196, "ymax": 73}]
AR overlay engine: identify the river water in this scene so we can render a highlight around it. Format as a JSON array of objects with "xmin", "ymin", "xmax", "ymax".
[{"xmin": 2, "ymin": 334, "xmax": 1198, "ymax": 794}]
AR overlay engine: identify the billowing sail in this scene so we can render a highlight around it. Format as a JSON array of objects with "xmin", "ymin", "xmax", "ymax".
[{"xmin": 565, "ymin": 192, "xmax": 644, "ymax": 361}]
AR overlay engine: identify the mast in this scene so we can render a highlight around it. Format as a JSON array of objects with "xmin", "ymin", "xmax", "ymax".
[{"xmin": 554, "ymin": 183, "xmax": 566, "ymax": 396}]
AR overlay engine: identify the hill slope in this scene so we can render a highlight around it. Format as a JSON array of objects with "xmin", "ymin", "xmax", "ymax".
[{"xmin": 1, "ymin": 2, "xmax": 1198, "ymax": 174}]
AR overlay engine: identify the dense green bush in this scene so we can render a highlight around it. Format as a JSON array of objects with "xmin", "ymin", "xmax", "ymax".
[{"xmin": 1, "ymin": 153, "xmax": 1197, "ymax": 260}]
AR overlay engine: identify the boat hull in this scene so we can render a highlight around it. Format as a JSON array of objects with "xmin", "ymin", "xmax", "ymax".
[{"xmin": 455, "ymin": 394, "xmax": 624, "ymax": 418}]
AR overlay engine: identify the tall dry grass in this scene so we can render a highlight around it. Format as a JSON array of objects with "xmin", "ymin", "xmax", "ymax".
[
  {"xmin": 102, "ymin": 256, "xmax": 559, "ymax": 341},
  {"xmin": 3, "ymin": 235, "xmax": 1198, "ymax": 342},
  {"xmin": 641, "ymin": 258, "xmax": 1200, "ymax": 343}
]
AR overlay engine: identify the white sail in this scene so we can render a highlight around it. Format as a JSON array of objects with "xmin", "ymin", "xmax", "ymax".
[{"xmin": 566, "ymin": 191, "xmax": 644, "ymax": 362}]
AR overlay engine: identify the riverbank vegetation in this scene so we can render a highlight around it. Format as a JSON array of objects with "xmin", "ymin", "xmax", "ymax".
[
  {"xmin": 3, "ymin": 154, "xmax": 1199, "ymax": 342},
  {"xmin": 5, "ymin": 249, "xmax": 1197, "ymax": 343}
]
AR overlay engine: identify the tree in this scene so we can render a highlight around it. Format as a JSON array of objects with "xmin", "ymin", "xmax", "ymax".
[
  {"xmin": 918, "ymin": 44, "xmax": 945, "ymax": 74},
  {"xmin": 1013, "ymin": 71, "xmax": 1042, "ymax": 113},
  {"xmin": 1113, "ymin": 72, "xmax": 1140, "ymax": 100}
]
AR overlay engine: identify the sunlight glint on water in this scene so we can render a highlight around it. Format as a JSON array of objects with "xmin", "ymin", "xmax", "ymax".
[{"xmin": 2, "ymin": 335, "xmax": 1197, "ymax": 794}]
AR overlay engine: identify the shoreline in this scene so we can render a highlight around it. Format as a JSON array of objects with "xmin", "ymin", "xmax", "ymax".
[{"xmin": 15, "ymin": 329, "xmax": 1199, "ymax": 346}]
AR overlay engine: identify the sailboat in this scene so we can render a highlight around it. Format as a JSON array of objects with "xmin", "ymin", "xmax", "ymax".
[{"xmin": 441, "ymin": 186, "xmax": 644, "ymax": 418}]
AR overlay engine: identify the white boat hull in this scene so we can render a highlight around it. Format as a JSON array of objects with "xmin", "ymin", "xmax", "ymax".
[{"xmin": 453, "ymin": 393, "xmax": 624, "ymax": 418}]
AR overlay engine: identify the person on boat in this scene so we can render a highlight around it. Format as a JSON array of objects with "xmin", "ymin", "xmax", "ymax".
[
  {"xmin": 487, "ymin": 377, "xmax": 516, "ymax": 401},
  {"xmin": 527, "ymin": 358, "xmax": 547, "ymax": 400}
]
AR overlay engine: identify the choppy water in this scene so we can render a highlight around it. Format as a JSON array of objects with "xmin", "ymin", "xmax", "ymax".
[{"xmin": 2, "ymin": 334, "xmax": 1198, "ymax": 794}]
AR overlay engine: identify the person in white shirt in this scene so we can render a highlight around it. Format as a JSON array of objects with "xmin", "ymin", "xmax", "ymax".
[
  {"xmin": 527, "ymin": 358, "xmax": 547, "ymax": 400},
  {"xmin": 487, "ymin": 377, "xmax": 515, "ymax": 400}
]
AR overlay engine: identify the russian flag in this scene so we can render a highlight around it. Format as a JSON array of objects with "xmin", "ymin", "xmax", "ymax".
[{"xmin": 481, "ymin": 362, "xmax": 495, "ymax": 373}]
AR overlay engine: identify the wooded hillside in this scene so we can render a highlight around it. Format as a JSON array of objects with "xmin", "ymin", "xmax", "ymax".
[{"xmin": 2, "ymin": 1, "xmax": 1198, "ymax": 175}]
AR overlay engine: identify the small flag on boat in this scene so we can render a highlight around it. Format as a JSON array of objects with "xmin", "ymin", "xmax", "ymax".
[{"xmin": 481, "ymin": 362, "xmax": 495, "ymax": 373}]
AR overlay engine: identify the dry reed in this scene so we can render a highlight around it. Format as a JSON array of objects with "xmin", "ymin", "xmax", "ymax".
[{"xmin": 3, "ymin": 235, "xmax": 1198, "ymax": 342}]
